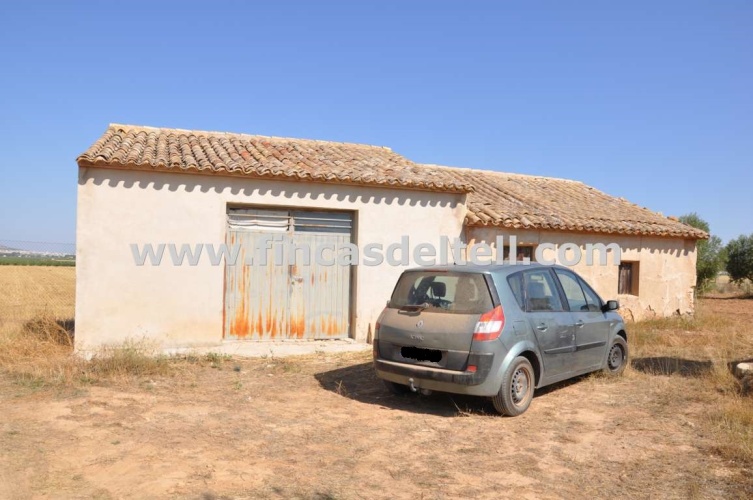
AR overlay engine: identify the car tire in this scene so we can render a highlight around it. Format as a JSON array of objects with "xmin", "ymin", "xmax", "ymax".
[
  {"xmin": 602, "ymin": 337, "xmax": 628, "ymax": 376},
  {"xmin": 383, "ymin": 380, "xmax": 412, "ymax": 395},
  {"xmin": 492, "ymin": 356, "xmax": 535, "ymax": 416}
]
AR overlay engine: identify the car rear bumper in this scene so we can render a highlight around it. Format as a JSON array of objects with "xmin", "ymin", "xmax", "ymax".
[{"xmin": 374, "ymin": 352, "xmax": 494, "ymax": 389}]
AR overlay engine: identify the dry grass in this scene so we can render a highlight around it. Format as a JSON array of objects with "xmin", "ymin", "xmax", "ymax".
[
  {"xmin": 0, "ymin": 321, "xmax": 173, "ymax": 389},
  {"xmin": 629, "ymin": 297, "xmax": 753, "ymax": 465},
  {"xmin": 0, "ymin": 266, "xmax": 75, "ymax": 325},
  {"xmin": 0, "ymin": 267, "xmax": 177, "ymax": 387},
  {"xmin": 630, "ymin": 301, "xmax": 753, "ymax": 376},
  {"xmin": 708, "ymin": 274, "xmax": 753, "ymax": 297},
  {"xmin": 22, "ymin": 315, "xmax": 74, "ymax": 346}
]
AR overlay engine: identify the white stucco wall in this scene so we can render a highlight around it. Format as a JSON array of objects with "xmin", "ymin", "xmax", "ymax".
[
  {"xmin": 75, "ymin": 167, "xmax": 466, "ymax": 350},
  {"xmin": 465, "ymin": 227, "xmax": 698, "ymax": 321}
]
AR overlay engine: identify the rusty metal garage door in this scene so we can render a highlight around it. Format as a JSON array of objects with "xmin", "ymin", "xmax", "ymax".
[{"xmin": 224, "ymin": 208, "xmax": 352, "ymax": 340}]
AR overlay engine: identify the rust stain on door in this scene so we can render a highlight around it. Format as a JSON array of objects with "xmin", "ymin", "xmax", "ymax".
[{"xmin": 224, "ymin": 214, "xmax": 351, "ymax": 340}]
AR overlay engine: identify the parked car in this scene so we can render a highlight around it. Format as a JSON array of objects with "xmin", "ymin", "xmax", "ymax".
[{"xmin": 373, "ymin": 263, "xmax": 628, "ymax": 416}]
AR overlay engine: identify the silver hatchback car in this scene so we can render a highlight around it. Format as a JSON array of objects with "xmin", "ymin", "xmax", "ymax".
[{"xmin": 373, "ymin": 263, "xmax": 628, "ymax": 416}]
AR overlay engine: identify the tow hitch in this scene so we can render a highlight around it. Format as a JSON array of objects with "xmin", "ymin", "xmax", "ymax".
[{"xmin": 408, "ymin": 378, "xmax": 432, "ymax": 396}]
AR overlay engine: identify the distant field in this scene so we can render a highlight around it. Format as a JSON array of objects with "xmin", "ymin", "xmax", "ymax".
[
  {"xmin": 0, "ymin": 266, "xmax": 76, "ymax": 327},
  {"xmin": 0, "ymin": 257, "xmax": 75, "ymax": 266},
  {"xmin": 711, "ymin": 273, "xmax": 751, "ymax": 293}
]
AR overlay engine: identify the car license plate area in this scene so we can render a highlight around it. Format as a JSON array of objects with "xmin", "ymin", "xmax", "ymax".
[{"xmin": 401, "ymin": 346, "xmax": 442, "ymax": 363}]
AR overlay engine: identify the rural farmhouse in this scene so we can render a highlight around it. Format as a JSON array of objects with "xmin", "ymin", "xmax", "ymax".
[{"xmin": 75, "ymin": 124, "xmax": 707, "ymax": 350}]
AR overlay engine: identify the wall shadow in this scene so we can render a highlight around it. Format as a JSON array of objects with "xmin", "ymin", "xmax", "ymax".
[
  {"xmin": 631, "ymin": 357, "xmax": 712, "ymax": 377},
  {"xmin": 466, "ymin": 227, "xmax": 692, "ymax": 259},
  {"xmin": 80, "ymin": 168, "xmax": 461, "ymax": 209}
]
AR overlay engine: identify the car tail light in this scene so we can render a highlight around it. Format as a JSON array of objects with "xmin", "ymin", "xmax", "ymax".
[{"xmin": 473, "ymin": 305, "xmax": 505, "ymax": 341}]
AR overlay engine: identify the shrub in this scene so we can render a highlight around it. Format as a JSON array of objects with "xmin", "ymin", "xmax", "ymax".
[{"xmin": 726, "ymin": 234, "xmax": 753, "ymax": 285}]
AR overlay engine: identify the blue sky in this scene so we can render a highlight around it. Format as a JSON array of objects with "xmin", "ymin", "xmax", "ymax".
[{"xmin": 1, "ymin": 1, "xmax": 751, "ymax": 244}]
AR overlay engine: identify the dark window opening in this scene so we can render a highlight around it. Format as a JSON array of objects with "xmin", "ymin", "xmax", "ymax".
[
  {"xmin": 502, "ymin": 245, "xmax": 535, "ymax": 261},
  {"xmin": 618, "ymin": 262, "xmax": 639, "ymax": 296}
]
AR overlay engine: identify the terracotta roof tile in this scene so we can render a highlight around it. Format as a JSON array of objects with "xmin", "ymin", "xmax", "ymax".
[
  {"xmin": 77, "ymin": 124, "xmax": 707, "ymax": 239},
  {"xmin": 77, "ymin": 124, "xmax": 473, "ymax": 193},
  {"xmin": 427, "ymin": 165, "xmax": 708, "ymax": 239}
]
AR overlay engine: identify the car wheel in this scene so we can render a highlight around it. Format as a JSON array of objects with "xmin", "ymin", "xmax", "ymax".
[
  {"xmin": 383, "ymin": 380, "xmax": 412, "ymax": 395},
  {"xmin": 603, "ymin": 337, "xmax": 628, "ymax": 376},
  {"xmin": 492, "ymin": 356, "xmax": 535, "ymax": 416}
]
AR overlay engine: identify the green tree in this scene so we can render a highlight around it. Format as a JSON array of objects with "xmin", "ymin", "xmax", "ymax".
[
  {"xmin": 726, "ymin": 234, "xmax": 753, "ymax": 284},
  {"xmin": 679, "ymin": 213, "xmax": 725, "ymax": 291}
]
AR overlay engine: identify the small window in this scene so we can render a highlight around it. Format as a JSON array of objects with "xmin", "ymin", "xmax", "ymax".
[
  {"xmin": 227, "ymin": 208, "xmax": 290, "ymax": 231},
  {"xmin": 292, "ymin": 210, "xmax": 352, "ymax": 234},
  {"xmin": 618, "ymin": 262, "xmax": 639, "ymax": 296},
  {"xmin": 227, "ymin": 208, "xmax": 353, "ymax": 234},
  {"xmin": 502, "ymin": 245, "xmax": 534, "ymax": 261}
]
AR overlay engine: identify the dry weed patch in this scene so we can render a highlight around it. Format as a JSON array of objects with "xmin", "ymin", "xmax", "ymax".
[
  {"xmin": 0, "ymin": 316, "xmax": 173, "ymax": 388},
  {"xmin": 630, "ymin": 298, "xmax": 753, "ymax": 465}
]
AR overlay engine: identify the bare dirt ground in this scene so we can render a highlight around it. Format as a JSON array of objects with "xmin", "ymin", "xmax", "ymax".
[{"xmin": 1, "ymin": 298, "xmax": 752, "ymax": 499}]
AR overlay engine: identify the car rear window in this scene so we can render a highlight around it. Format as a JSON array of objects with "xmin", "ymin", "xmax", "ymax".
[{"xmin": 389, "ymin": 271, "xmax": 494, "ymax": 314}]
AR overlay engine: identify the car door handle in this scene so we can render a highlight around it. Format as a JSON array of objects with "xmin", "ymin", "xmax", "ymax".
[
  {"xmin": 536, "ymin": 324, "xmax": 548, "ymax": 332},
  {"xmin": 575, "ymin": 320, "xmax": 585, "ymax": 328}
]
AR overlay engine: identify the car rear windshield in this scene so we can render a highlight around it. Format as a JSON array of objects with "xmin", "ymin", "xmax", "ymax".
[{"xmin": 389, "ymin": 271, "xmax": 494, "ymax": 314}]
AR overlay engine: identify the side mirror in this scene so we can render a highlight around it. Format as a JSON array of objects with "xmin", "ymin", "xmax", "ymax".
[{"xmin": 602, "ymin": 300, "xmax": 619, "ymax": 312}]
